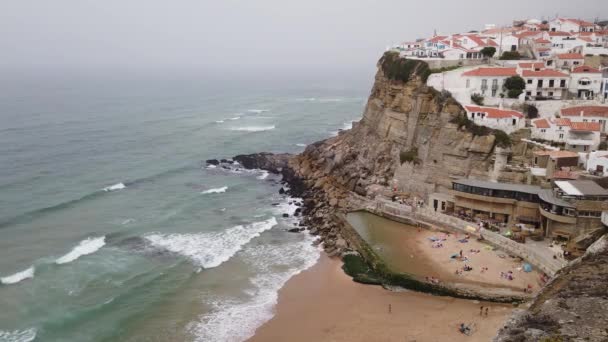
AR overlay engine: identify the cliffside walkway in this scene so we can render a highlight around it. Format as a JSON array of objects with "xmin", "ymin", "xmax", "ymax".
[{"xmin": 349, "ymin": 196, "xmax": 567, "ymax": 277}]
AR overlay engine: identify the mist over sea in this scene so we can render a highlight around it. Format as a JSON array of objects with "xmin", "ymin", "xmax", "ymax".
[{"xmin": 0, "ymin": 70, "xmax": 369, "ymax": 341}]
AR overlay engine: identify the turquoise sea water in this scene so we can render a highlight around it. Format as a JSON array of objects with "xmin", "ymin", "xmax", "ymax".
[{"xmin": 0, "ymin": 71, "xmax": 369, "ymax": 341}]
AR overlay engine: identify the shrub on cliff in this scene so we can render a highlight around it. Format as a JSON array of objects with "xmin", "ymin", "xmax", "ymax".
[
  {"xmin": 471, "ymin": 93, "xmax": 484, "ymax": 105},
  {"xmin": 493, "ymin": 130, "xmax": 511, "ymax": 148},
  {"xmin": 380, "ymin": 51, "xmax": 431, "ymax": 83},
  {"xmin": 450, "ymin": 113, "xmax": 512, "ymax": 147},
  {"xmin": 399, "ymin": 147, "xmax": 420, "ymax": 165},
  {"xmin": 523, "ymin": 103, "xmax": 539, "ymax": 119}
]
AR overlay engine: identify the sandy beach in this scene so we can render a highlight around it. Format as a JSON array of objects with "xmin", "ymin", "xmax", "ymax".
[{"xmin": 249, "ymin": 254, "xmax": 514, "ymax": 342}]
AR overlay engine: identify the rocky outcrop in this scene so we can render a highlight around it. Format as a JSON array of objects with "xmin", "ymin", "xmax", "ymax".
[{"xmin": 494, "ymin": 235, "xmax": 608, "ymax": 341}]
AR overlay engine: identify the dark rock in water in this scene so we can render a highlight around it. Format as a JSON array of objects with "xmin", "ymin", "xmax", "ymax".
[
  {"xmin": 271, "ymin": 203, "xmax": 280, "ymax": 206},
  {"xmin": 282, "ymin": 213, "xmax": 289, "ymax": 218},
  {"xmin": 206, "ymin": 159, "xmax": 220, "ymax": 165},
  {"xmin": 220, "ymin": 159, "xmax": 229, "ymax": 163},
  {"xmin": 221, "ymin": 165, "xmax": 231, "ymax": 170},
  {"xmin": 295, "ymin": 208, "xmax": 302, "ymax": 214},
  {"xmin": 233, "ymin": 152, "xmax": 292, "ymax": 174},
  {"xmin": 279, "ymin": 188, "xmax": 286, "ymax": 194},
  {"xmin": 287, "ymin": 228, "xmax": 300, "ymax": 233},
  {"xmin": 294, "ymin": 212, "xmax": 300, "ymax": 217}
]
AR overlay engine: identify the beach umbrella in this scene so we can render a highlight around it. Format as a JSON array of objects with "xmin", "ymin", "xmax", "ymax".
[{"xmin": 523, "ymin": 263, "xmax": 532, "ymax": 272}]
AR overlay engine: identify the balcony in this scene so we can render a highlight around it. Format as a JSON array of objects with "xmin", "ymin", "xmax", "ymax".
[
  {"xmin": 566, "ymin": 139, "xmax": 593, "ymax": 146},
  {"xmin": 539, "ymin": 206, "xmax": 577, "ymax": 224}
]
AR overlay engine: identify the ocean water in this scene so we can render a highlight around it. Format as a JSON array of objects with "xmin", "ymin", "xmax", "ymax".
[{"xmin": 0, "ymin": 71, "xmax": 369, "ymax": 341}]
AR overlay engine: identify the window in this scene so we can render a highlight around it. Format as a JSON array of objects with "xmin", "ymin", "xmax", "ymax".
[
  {"xmin": 537, "ymin": 91, "xmax": 542, "ymax": 96},
  {"xmin": 559, "ymin": 133, "xmax": 564, "ymax": 139},
  {"xmin": 512, "ymin": 119, "xmax": 516, "ymax": 125},
  {"xmin": 537, "ymin": 79, "xmax": 543, "ymax": 88},
  {"xmin": 549, "ymin": 79, "xmax": 555, "ymax": 87},
  {"xmin": 548, "ymin": 91, "xmax": 554, "ymax": 97},
  {"xmin": 579, "ymin": 211, "xmax": 601, "ymax": 218},
  {"xmin": 526, "ymin": 91, "xmax": 532, "ymax": 96},
  {"xmin": 584, "ymin": 146, "xmax": 588, "ymax": 151},
  {"xmin": 540, "ymin": 129, "xmax": 546, "ymax": 133},
  {"xmin": 527, "ymin": 79, "xmax": 533, "ymax": 84},
  {"xmin": 560, "ymin": 79, "xmax": 566, "ymax": 87}
]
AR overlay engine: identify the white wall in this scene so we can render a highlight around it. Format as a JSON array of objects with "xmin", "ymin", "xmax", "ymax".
[{"xmin": 569, "ymin": 73, "xmax": 603, "ymax": 99}]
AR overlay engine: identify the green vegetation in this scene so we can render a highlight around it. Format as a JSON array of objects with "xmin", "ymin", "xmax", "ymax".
[
  {"xmin": 380, "ymin": 51, "xmax": 431, "ymax": 83},
  {"xmin": 523, "ymin": 103, "xmax": 539, "ymax": 119},
  {"xmin": 504, "ymin": 76, "xmax": 526, "ymax": 98},
  {"xmin": 499, "ymin": 51, "xmax": 521, "ymax": 60},
  {"xmin": 342, "ymin": 254, "xmax": 382, "ymax": 285},
  {"xmin": 450, "ymin": 113, "xmax": 512, "ymax": 147},
  {"xmin": 429, "ymin": 65, "xmax": 461, "ymax": 74},
  {"xmin": 480, "ymin": 46, "xmax": 496, "ymax": 58},
  {"xmin": 399, "ymin": 147, "xmax": 420, "ymax": 165},
  {"xmin": 471, "ymin": 93, "xmax": 484, "ymax": 105},
  {"xmin": 600, "ymin": 141, "xmax": 608, "ymax": 150}
]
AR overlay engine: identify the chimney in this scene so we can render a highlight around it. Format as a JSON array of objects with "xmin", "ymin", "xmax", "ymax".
[{"xmin": 580, "ymin": 110, "xmax": 584, "ymax": 117}]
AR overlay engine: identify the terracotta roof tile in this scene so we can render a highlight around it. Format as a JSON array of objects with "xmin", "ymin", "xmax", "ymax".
[
  {"xmin": 518, "ymin": 62, "xmax": 545, "ymax": 69},
  {"xmin": 571, "ymin": 65, "xmax": 601, "ymax": 73},
  {"xmin": 533, "ymin": 118, "xmax": 550, "ymax": 128},
  {"xmin": 534, "ymin": 38, "xmax": 551, "ymax": 43},
  {"xmin": 462, "ymin": 67, "xmax": 518, "ymax": 77},
  {"xmin": 561, "ymin": 106, "xmax": 608, "ymax": 118},
  {"xmin": 570, "ymin": 122, "xmax": 601, "ymax": 131},
  {"xmin": 553, "ymin": 118, "xmax": 572, "ymax": 126},
  {"xmin": 552, "ymin": 170, "xmax": 579, "ymax": 180},
  {"xmin": 548, "ymin": 31, "xmax": 572, "ymax": 37},
  {"xmin": 557, "ymin": 53, "xmax": 584, "ymax": 59},
  {"xmin": 464, "ymin": 105, "xmax": 524, "ymax": 119},
  {"xmin": 521, "ymin": 69, "xmax": 569, "ymax": 77}
]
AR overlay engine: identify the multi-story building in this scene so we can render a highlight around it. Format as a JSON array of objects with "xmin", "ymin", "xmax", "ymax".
[
  {"xmin": 451, "ymin": 179, "xmax": 541, "ymax": 227},
  {"xmin": 560, "ymin": 106, "xmax": 608, "ymax": 133},
  {"xmin": 568, "ymin": 65, "xmax": 603, "ymax": 99},
  {"xmin": 464, "ymin": 105, "xmax": 525, "ymax": 133},
  {"xmin": 538, "ymin": 180, "xmax": 608, "ymax": 240},
  {"xmin": 549, "ymin": 18, "xmax": 598, "ymax": 33},
  {"xmin": 553, "ymin": 53, "xmax": 585, "ymax": 70},
  {"xmin": 522, "ymin": 69, "xmax": 569, "ymax": 100},
  {"xmin": 532, "ymin": 150, "xmax": 579, "ymax": 180},
  {"xmin": 462, "ymin": 67, "xmax": 518, "ymax": 98}
]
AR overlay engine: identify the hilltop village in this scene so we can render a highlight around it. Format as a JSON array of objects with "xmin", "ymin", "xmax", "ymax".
[{"xmin": 385, "ymin": 17, "xmax": 608, "ymax": 259}]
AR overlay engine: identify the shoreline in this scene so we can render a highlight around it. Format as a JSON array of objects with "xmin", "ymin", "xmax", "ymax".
[{"xmin": 248, "ymin": 253, "xmax": 514, "ymax": 342}]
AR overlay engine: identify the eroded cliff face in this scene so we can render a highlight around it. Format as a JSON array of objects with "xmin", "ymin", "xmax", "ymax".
[{"xmin": 290, "ymin": 58, "xmax": 498, "ymax": 200}]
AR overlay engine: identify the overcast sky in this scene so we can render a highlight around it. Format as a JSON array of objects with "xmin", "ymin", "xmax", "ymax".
[{"xmin": 0, "ymin": 0, "xmax": 605, "ymax": 74}]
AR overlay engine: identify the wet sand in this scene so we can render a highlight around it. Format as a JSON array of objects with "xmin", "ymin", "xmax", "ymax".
[{"xmin": 249, "ymin": 254, "xmax": 514, "ymax": 342}]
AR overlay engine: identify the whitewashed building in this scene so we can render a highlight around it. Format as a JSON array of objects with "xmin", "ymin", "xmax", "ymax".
[
  {"xmin": 464, "ymin": 105, "xmax": 525, "ymax": 133},
  {"xmin": 568, "ymin": 65, "xmax": 603, "ymax": 99},
  {"xmin": 522, "ymin": 69, "xmax": 569, "ymax": 100},
  {"xmin": 586, "ymin": 151, "xmax": 608, "ymax": 176},
  {"xmin": 531, "ymin": 118, "xmax": 601, "ymax": 152},
  {"xmin": 462, "ymin": 67, "xmax": 518, "ymax": 98},
  {"xmin": 553, "ymin": 53, "xmax": 585, "ymax": 70},
  {"xmin": 549, "ymin": 18, "xmax": 597, "ymax": 33},
  {"xmin": 560, "ymin": 106, "xmax": 608, "ymax": 133}
]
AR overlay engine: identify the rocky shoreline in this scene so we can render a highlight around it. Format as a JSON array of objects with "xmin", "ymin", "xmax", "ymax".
[{"xmin": 207, "ymin": 150, "xmax": 353, "ymax": 257}]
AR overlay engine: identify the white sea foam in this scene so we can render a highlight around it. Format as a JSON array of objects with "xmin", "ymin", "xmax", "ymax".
[
  {"xmin": 190, "ymin": 234, "xmax": 320, "ymax": 342},
  {"xmin": 206, "ymin": 164, "xmax": 217, "ymax": 169},
  {"xmin": 215, "ymin": 120, "xmax": 225, "ymax": 124},
  {"xmin": 0, "ymin": 266, "xmax": 35, "ymax": 285},
  {"xmin": 103, "ymin": 183, "xmax": 126, "ymax": 191},
  {"xmin": 145, "ymin": 217, "xmax": 278, "ymax": 269},
  {"xmin": 0, "ymin": 328, "xmax": 37, "ymax": 342},
  {"xmin": 246, "ymin": 109, "xmax": 269, "ymax": 114},
  {"xmin": 55, "ymin": 236, "xmax": 106, "ymax": 265},
  {"xmin": 201, "ymin": 186, "xmax": 228, "ymax": 194},
  {"xmin": 257, "ymin": 171, "xmax": 269, "ymax": 180},
  {"xmin": 330, "ymin": 120, "xmax": 357, "ymax": 136},
  {"xmin": 230, "ymin": 125, "xmax": 275, "ymax": 132},
  {"xmin": 295, "ymin": 143, "xmax": 306, "ymax": 147},
  {"xmin": 229, "ymin": 116, "xmax": 241, "ymax": 121}
]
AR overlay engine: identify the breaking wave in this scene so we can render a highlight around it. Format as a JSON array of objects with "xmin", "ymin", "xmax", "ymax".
[
  {"xmin": 215, "ymin": 120, "xmax": 225, "ymax": 124},
  {"xmin": 246, "ymin": 109, "xmax": 269, "ymax": 114},
  {"xmin": 190, "ymin": 234, "xmax": 320, "ymax": 342},
  {"xmin": 55, "ymin": 236, "xmax": 106, "ymax": 265},
  {"xmin": 0, "ymin": 266, "xmax": 35, "ymax": 285},
  {"xmin": 201, "ymin": 186, "xmax": 228, "ymax": 194},
  {"xmin": 103, "ymin": 182, "xmax": 126, "ymax": 191},
  {"xmin": 0, "ymin": 328, "xmax": 37, "ymax": 342},
  {"xmin": 230, "ymin": 126, "xmax": 275, "ymax": 132},
  {"xmin": 145, "ymin": 217, "xmax": 278, "ymax": 269},
  {"xmin": 257, "ymin": 171, "xmax": 269, "ymax": 180}
]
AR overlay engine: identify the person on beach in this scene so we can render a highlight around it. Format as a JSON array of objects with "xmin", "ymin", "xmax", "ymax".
[
  {"xmin": 479, "ymin": 306, "xmax": 483, "ymax": 316},
  {"xmin": 459, "ymin": 250, "xmax": 463, "ymax": 258},
  {"xmin": 485, "ymin": 307, "xmax": 489, "ymax": 317},
  {"xmin": 388, "ymin": 304, "xmax": 392, "ymax": 314}
]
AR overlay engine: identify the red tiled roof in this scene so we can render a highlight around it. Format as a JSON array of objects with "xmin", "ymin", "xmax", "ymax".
[
  {"xmin": 537, "ymin": 48, "xmax": 551, "ymax": 52},
  {"xmin": 515, "ymin": 31, "xmax": 542, "ymax": 38},
  {"xmin": 521, "ymin": 69, "xmax": 569, "ymax": 77},
  {"xmin": 553, "ymin": 118, "xmax": 572, "ymax": 127},
  {"xmin": 579, "ymin": 37, "xmax": 594, "ymax": 43},
  {"xmin": 561, "ymin": 106, "xmax": 608, "ymax": 118},
  {"xmin": 557, "ymin": 53, "xmax": 584, "ymax": 59},
  {"xmin": 534, "ymin": 38, "xmax": 551, "ymax": 43},
  {"xmin": 519, "ymin": 62, "xmax": 545, "ymax": 69},
  {"xmin": 572, "ymin": 65, "xmax": 601, "ymax": 73},
  {"xmin": 562, "ymin": 18, "xmax": 595, "ymax": 27},
  {"xmin": 533, "ymin": 118, "xmax": 550, "ymax": 128},
  {"xmin": 465, "ymin": 35, "xmax": 498, "ymax": 47},
  {"xmin": 462, "ymin": 67, "xmax": 518, "ymax": 77},
  {"xmin": 548, "ymin": 31, "xmax": 572, "ymax": 37},
  {"xmin": 570, "ymin": 122, "xmax": 601, "ymax": 131},
  {"xmin": 578, "ymin": 32, "xmax": 594, "ymax": 37},
  {"xmin": 552, "ymin": 170, "xmax": 579, "ymax": 180},
  {"xmin": 428, "ymin": 35, "xmax": 448, "ymax": 43},
  {"xmin": 464, "ymin": 105, "xmax": 524, "ymax": 119}
]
